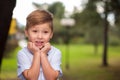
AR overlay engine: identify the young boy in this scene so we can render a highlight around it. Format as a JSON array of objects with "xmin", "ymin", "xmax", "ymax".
[{"xmin": 17, "ymin": 9, "xmax": 62, "ymax": 80}]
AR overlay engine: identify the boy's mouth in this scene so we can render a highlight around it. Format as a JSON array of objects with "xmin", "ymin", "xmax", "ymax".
[{"xmin": 35, "ymin": 41, "xmax": 44, "ymax": 47}]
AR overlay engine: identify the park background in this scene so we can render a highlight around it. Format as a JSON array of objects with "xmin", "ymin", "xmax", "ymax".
[{"xmin": 0, "ymin": 0, "xmax": 120, "ymax": 80}]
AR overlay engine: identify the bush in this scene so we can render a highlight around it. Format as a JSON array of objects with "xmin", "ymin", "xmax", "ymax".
[{"xmin": 4, "ymin": 39, "xmax": 18, "ymax": 58}]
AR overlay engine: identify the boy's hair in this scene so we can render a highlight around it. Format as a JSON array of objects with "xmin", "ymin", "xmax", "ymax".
[{"xmin": 26, "ymin": 9, "xmax": 53, "ymax": 31}]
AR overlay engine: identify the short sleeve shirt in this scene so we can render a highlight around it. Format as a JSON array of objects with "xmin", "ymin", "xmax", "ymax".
[{"xmin": 17, "ymin": 46, "xmax": 62, "ymax": 80}]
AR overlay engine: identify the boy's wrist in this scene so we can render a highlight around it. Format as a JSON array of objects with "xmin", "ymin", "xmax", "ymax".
[
  {"xmin": 34, "ymin": 52, "xmax": 40, "ymax": 56},
  {"xmin": 40, "ymin": 52, "xmax": 47, "ymax": 57}
]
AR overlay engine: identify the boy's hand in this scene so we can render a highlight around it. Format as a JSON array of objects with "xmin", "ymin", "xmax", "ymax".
[
  {"xmin": 40, "ymin": 42, "xmax": 51, "ymax": 55},
  {"xmin": 27, "ymin": 42, "xmax": 40, "ymax": 55}
]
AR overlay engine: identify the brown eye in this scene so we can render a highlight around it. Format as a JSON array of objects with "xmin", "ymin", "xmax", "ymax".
[
  {"xmin": 44, "ymin": 31, "xmax": 48, "ymax": 33},
  {"xmin": 33, "ymin": 30, "xmax": 37, "ymax": 32}
]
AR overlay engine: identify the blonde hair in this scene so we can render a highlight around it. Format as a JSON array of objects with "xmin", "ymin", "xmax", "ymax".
[{"xmin": 26, "ymin": 9, "xmax": 53, "ymax": 31}]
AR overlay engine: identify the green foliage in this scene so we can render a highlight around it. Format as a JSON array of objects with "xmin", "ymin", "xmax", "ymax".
[
  {"xmin": 108, "ymin": 0, "xmax": 120, "ymax": 24},
  {"xmin": 32, "ymin": 1, "xmax": 65, "ymax": 19},
  {"xmin": 48, "ymin": 1, "xmax": 65, "ymax": 19},
  {"xmin": 72, "ymin": 0, "xmax": 104, "ymax": 46}
]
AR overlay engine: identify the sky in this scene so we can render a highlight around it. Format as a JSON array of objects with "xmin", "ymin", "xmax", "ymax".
[{"xmin": 13, "ymin": 0, "xmax": 81, "ymax": 25}]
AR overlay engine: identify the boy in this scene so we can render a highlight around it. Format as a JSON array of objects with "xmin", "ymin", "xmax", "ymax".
[{"xmin": 17, "ymin": 9, "xmax": 62, "ymax": 80}]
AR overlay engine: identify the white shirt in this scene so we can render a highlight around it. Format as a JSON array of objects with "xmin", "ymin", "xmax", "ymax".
[{"xmin": 17, "ymin": 46, "xmax": 62, "ymax": 80}]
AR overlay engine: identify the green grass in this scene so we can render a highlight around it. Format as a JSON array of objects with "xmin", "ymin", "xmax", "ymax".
[
  {"xmin": 0, "ymin": 44, "xmax": 120, "ymax": 80},
  {"xmin": 54, "ymin": 44, "xmax": 120, "ymax": 80},
  {"xmin": 0, "ymin": 47, "xmax": 21, "ymax": 79}
]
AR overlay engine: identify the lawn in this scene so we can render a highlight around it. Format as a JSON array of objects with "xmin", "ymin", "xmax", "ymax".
[{"xmin": 0, "ymin": 44, "xmax": 120, "ymax": 80}]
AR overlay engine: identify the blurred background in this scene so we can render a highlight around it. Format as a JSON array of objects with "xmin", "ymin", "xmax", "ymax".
[{"xmin": 0, "ymin": 0, "xmax": 120, "ymax": 80}]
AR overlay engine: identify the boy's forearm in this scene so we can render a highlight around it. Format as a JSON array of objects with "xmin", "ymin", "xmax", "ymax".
[
  {"xmin": 41, "ymin": 53, "xmax": 59, "ymax": 80},
  {"xmin": 23, "ymin": 53, "xmax": 40, "ymax": 80}
]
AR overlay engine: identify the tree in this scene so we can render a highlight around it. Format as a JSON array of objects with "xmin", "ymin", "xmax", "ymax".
[
  {"xmin": 110, "ymin": 0, "xmax": 120, "ymax": 38},
  {"xmin": 101, "ymin": 0, "xmax": 120, "ymax": 66},
  {"xmin": 73, "ymin": 0, "xmax": 103, "ymax": 54},
  {"xmin": 73, "ymin": 0, "xmax": 120, "ymax": 67},
  {"xmin": 102, "ymin": 0, "xmax": 109, "ymax": 66},
  {"xmin": 0, "ymin": 0, "xmax": 16, "ymax": 70},
  {"xmin": 48, "ymin": 1, "xmax": 65, "ymax": 19}
]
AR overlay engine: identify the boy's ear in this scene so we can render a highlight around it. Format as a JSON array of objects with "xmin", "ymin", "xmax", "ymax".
[
  {"xmin": 50, "ymin": 32, "xmax": 53, "ymax": 39},
  {"xmin": 24, "ymin": 29, "xmax": 28, "ymax": 37}
]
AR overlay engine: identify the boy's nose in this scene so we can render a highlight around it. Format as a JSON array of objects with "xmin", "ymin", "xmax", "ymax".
[{"xmin": 37, "ymin": 33, "xmax": 43, "ymax": 39}]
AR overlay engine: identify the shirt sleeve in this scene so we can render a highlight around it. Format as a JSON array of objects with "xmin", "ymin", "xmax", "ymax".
[
  {"xmin": 17, "ymin": 50, "xmax": 31, "ymax": 78},
  {"xmin": 50, "ymin": 49, "xmax": 62, "ymax": 77}
]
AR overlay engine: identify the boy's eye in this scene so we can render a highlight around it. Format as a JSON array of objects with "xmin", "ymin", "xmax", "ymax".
[
  {"xmin": 44, "ymin": 31, "xmax": 48, "ymax": 33},
  {"xmin": 32, "ymin": 30, "xmax": 37, "ymax": 32}
]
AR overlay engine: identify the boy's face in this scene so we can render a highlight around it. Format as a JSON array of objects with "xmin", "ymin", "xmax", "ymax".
[{"xmin": 25, "ymin": 22, "xmax": 53, "ymax": 49}]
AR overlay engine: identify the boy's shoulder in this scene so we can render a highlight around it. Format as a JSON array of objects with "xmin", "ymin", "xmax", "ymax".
[
  {"xmin": 51, "ymin": 46, "xmax": 61, "ymax": 52},
  {"xmin": 17, "ymin": 47, "xmax": 30, "ymax": 55},
  {"xmin": 18, "ymin": 47, "xmax": 27, "ymax": 52},
  {"xmin": 48, "ymin": 46, "xmax": 61, "ymax": 56}
]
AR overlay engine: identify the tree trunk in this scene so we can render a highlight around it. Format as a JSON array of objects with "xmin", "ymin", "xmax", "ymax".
[
  {"xmin": 0, "ymin": 0, "xmax": 16, "ymax": 70},
  {"xmin": 102, "ymin": 0, "xmax": 109, "ymax": 66}
]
